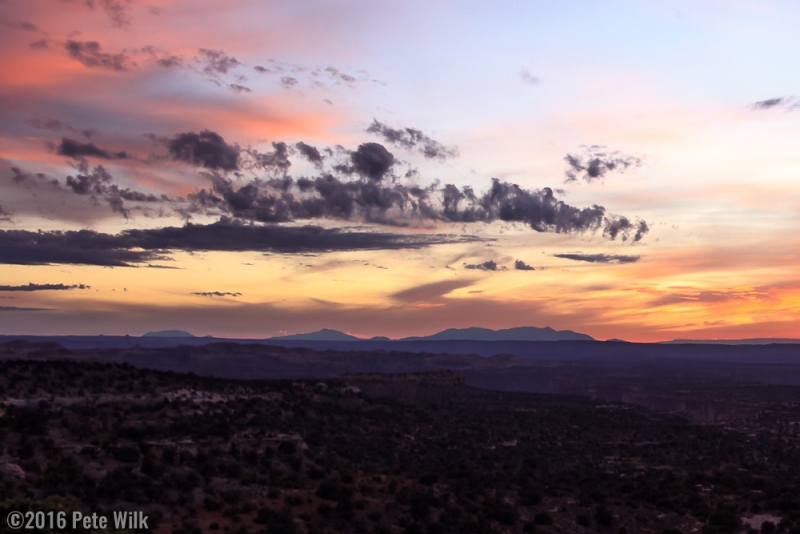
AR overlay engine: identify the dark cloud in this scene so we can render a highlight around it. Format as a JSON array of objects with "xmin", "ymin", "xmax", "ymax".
[
  {"xmin": 189, "ymin": 173, "xmax": 292, "ymax": 223},
  {"xmin": 390, "ymin": 279, "xmax": 475, "ymax": 303},
  {"xmin": 10, "ymin": 167, "xmax": 60, "ymax": 189},
  {"xmin": 0, "ymin": 203, "xmax": 11, "ymax": 222},
  {"xmin": 254, "ymin": 65, "xmax": 271, "ymax": 73},
  {"xmin": 186, "ymin": 169, "xmax": 435, "ymax": 225},
  {"xmin": 229, "ymin": 84, "xmax": 252, "ymax": 93},
  {"xmin": 65, "ymin": 0, "xmax": 131, "ymax": 27},
  {"xmin": 295, "ymin": 141, "xmax": 323, "ymax": 166},
  {"xmin": 191, "ymin": 291, "xmax": 242, "ymax": 297},
  {"xmin": 167, "ymin": 130, "xmax": 240, "ymax": 171},
  {"xmin": 30, "ymin": 119, "xmax": 94, "ymax": 139},
  {"xmin": 65, "ymin": 164, "xmax": 113, "ymax": 195},
  {"xmin": 441, "ymin": 178, "xmax": 649, "ymax": 242},
  {"xmin": 29, "ymin": 39, "xmax": 48, "ymax": 50},
  {"xmin": 463, "ymin": 260, "xmax": 504, "ymax": 271},
  {"xmin": 64, "ymin": 40, "xmax": 132, "ymax": 71},
  {"xmin": 198, "ymin": 49, "xmax": 240, "ymax": 76},
  {"xmin": 63, "ymin": 164, "xmax": 161, "ymax": 218},
  {"xmin": 155, "ymin": 55, "xmax": 183, "ymax": 68},
  {"xmin": 57, "ymin": 138, "xmax": 128, "ymax": 160},
  {"xmin": 0, "ymin": 228, "xmax": 162, "ymax": 266},
  {"xmin": 348, "ymin": 142, "xmax": 395, "ymax": 181},
  {"xmin": 99, "ymin": 0, "xmax": 131, "ymax": 28},
  {"xmin": 30, "ymin": 118, "xmax": 65, "ymax": 132},
  {"xmin": 19, "ymin": 127, "xmax": 649, "ymax": 241},
  {"xmin": 603, "ymin": 217, "xmax": 649, "ymax": 242},
  {"xmin": 520, "ymin": 68, "xmax": 539, "ymax": 85},
  {"xmin": 248, "ymin": 142, "xmax": 291, "ymax": 174},
  {"xmin": 121, "ymin": 221, "xmax": 483, "ymax": 254},
  {"xmin": 514, "ymin": 260, "xmax": 535, "ymax": 271},
  {"xmin": 0, "ymin": 306, "xmax": 53, "ymax": 312},
  {"xmin": 0, "ymin": 222, "xmax": 485, "ymax": 266},
  {"xmin": 0, "ymin": 283, "xmax": 89, "ymax": 291},
  {"xmin": 553, "ymin": 253, "xmax": 641, "ymax": 264},
  {"xmin": 181, "ymin": 164, "xmax": 646, "ymax": 240},
  {"xmin": 321, "ymin": 66, "xmax": 362, "ymax": 85},
  {"xmin": 752, "ymin": 97, "xmax": 795, "ymax": 110},
  {"xmin": 366, "ymin": 119, "xmax": 458, "ymax": 160},
  {"xmin": 564, "ymin": 145, "xmax": 642, "ymax": 183},
  {"xmin": 280, "ymin": 76, "xmax": 298, "ymax": 88}
]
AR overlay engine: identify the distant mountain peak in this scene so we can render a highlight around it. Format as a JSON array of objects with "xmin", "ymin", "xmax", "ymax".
[
  {"xmin": 399, "ymin": 326, "xmax": 594, "ymax": 342},
  {"xmin": 269, "ymin": 329, "xmax": 360, "ymax": 341}
]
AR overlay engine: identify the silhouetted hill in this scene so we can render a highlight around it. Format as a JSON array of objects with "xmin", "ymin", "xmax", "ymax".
[
  {"xmin": 400, "ymin": 326, "xmax": 594, "ymax": 342},
  {"xmin": 142, "ymin": 329, "xmax": 196, "ymax": 338},
  {"xmin": 269, "ymin": 328, "xmax": 360, "ymax": 341}
]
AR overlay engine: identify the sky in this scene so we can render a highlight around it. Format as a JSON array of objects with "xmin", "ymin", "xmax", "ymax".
[{"xmin": 2, "ymin": 0, "xmax": 800, "ymax": 341}]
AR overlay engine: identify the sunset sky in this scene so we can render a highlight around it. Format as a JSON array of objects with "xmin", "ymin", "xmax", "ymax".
[{"xmin": 2, "ymin": 0, "xmax": 800, "ymax": 341}]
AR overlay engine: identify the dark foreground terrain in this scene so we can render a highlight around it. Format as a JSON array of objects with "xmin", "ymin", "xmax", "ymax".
[{"xmin": 2, "ymin": 352, "xmax": 800, "ymax": 533}]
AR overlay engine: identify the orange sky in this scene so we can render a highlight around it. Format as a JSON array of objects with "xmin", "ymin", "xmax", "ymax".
[{"xmin": 2, "ymin": 0, "xmax": 800, "ymax": 341}]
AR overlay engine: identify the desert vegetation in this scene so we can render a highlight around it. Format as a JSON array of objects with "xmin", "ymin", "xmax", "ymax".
[{"xmin": 1, "ymin": 356, "xmax": 800, "ymax": 533}]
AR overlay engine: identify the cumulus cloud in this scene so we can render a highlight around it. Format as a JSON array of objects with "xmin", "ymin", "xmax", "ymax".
[
  {"xmin": 346, "ymin": 142, "xmax": 395, "ymax": 181},
  {"xmin": 248, "ymin": 142, "xmax": 291, "ymax": 174},
  {"xmin": 156, "ymin": 54, "xmax": 183, "ymax": 69},
  {"xmin": 366, "ymin": 119, "xmax": 458, "ymax": 160},
  {"xmin": 553, "ymin": 253, "xmax": 641, "ymax": 264},
  {"xmin": 181, "ymin": 166, "xmax": 647, "ymax": 241},
  {"xmin": 65, "ymin": 164, "xmax": 113, "ymax": 195},
  {"xmin": 63, "ymin": 164, "xmax": 161, "ymax": 218},
  {"xmin": 0, "ymin": 283, "xmax": 90, "ymax": 291},
  {"xmin": 295, "ymin": 141, "xmax": 323, "ymax": 166},
  {"xmin": 463, "ymin": 260, "xmax": 504, "ymax": 271},
  {"xmin": 167, "ymin": 130, "xmax": 240, "ymax": 171},
  {"xmin": 441, "ymin": 178, "xmax": 649, "ymax": 241},
  {"xmin": 10, "ymin": 167, "xmax": 61, "ymax": 189},
  {"xmin": 603, "ymin": 218, "xmax": 649, "ymax": 242},
  {"xmin": 514, "ymin": 260, "xmax": 535, "ymax": 271},
  {"xmin": 564, "ymin": 145, "xmax": 642, "ymax": 183},
  {"xmin": 198, "ymin": 48, "xmax": 240, "ymax": 76},
  {"xmin": 0, "ymin": 221, "xmax": 486, "ymax": 266},
  {"xmin": 64, "ymin": 40, "xmax": 132, "ymax": 71},
  {"xmin": 19, "ymin": 126, "xmax": 650, "ymax": 241},
  {"xmin": 57, "ymin": 138, "xmax": 128, "ymax": 160},
  {"xmin": 191, "ymin": 291, "xmax": 242, "ymax": 297}
]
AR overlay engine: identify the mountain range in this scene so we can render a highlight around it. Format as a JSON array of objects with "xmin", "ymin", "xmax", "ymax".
[{"xmin": 264, "ymin": 326, "xmax": 594, "ymax": 342}]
